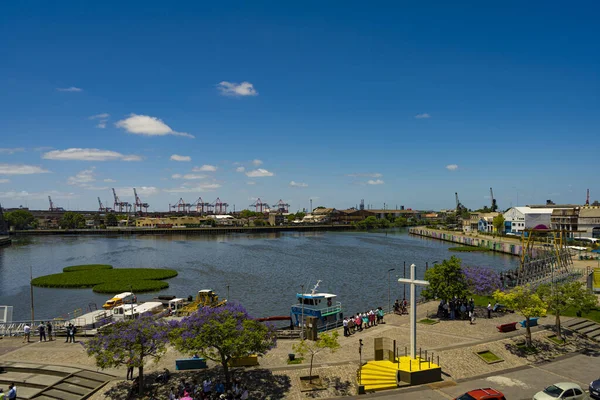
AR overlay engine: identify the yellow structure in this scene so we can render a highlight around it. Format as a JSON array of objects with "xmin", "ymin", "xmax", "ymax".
[
  {"xmin": 593, "ymin": 268, "xmax": 600, "ymax": 293},
  {"xmin": 135, "ymin": 216, "xmax": 209, "ymax": 227},
  {"xmin": 360, "ymin": 357, "xmax": 441, "ymax": 392},
  {"xmin": 179, "ymin": 289, "xmax": 227, "ymax": 316}
]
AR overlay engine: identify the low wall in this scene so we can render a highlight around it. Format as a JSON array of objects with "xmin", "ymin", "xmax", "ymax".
[
  {"xmin": 0, "ymin": 236, "xmax": 11, "ymax": 247},
  {"xmin": 408, "ymin": 227, "xmax": 526, "ymax": 257}
]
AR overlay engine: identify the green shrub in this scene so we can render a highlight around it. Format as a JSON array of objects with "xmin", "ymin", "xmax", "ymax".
[
  {"xmin": 32, "ymin": 265, "xmax": 178, "ymax": 293},
  {"xmin": 63, "ymin": 264, "xmax": 113, "ymax": 272},
  {"xmin": 449, "ymin": 246, "xmax": 490, "ymax": 252}
]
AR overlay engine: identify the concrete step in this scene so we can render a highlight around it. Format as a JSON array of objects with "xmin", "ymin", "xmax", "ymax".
[
  {"xmin": 74, "ymin": 370, "xmax": 114, "ymax": 382},
  {"xmin": 10, "ymin": 385, "xmax": 42, "ymax": 400},
  {"xmin": 579, "ymin": 325, "xmax": 600, "ymax": 335},
  {"xmin": 363, "ymin": 383, "xmax": 398, "ymax": 392},
  {"xmin": 63, "ymin": 376, "xmax": 101, "ymax": 389},
  {"xmin": 572, "ymin": 321, "xmax": 596, "ymax": 331},
  {"xmin": 41, "ymin": 389, "xmax": 82, "ymax": 400},
  {"xmin": 53, "ymin": 382, "xmax": 93, "ymax": 396},
  {"xmin": 564, "ymin": 318, "xmax": 589, "ymax": 328}
]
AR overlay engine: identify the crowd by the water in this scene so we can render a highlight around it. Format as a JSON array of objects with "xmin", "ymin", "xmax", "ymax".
[
  {"xmin": 162, "ymin": 376, "xmax": 249, "ymax": 400},
  {"xmin": 342, "ymin": 299, "xmax": 409, "ymax": 336}
]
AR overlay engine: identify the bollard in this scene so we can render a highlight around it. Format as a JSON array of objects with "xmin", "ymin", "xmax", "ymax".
[
  {"xmin": 419, "ymin": 347, "xmax": 422, "ymax": 360},
  {"xmin": 425, "ymin": 350, "xmax": 427, "ymax": 361},
  {"xmin": 437, "ymin": 355, "xmax": 440, "ymax": 366},
  {"xmin": 431, "ymin": 351, "xmax": 434, "ymax": 365},
  {"xmin": 428, "ymin": 357, "xmax": 431, "ymax": 368},
  {"xmin": 409, "ymin": 358, "xmax": 411, "ymax": 371},
  {"xmin": 405, "ymin": 347, "xmax": 407, "ymax": 357}
]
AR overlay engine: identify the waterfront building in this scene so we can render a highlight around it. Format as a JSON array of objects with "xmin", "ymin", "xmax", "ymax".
[
  {"xmin": 551, "ymin": 207, "xmax": 580, "ymax": 238},
  {"xmin": 477, "ymin": 212, "xmax": 500, "ymax": 233},
  {"xmin": 503, "ymin": 206, "xmax": 553, "ymax": 234},
  {"xmin": 578, "ymin": 206, "xmax": 600, "ymax": 239}
]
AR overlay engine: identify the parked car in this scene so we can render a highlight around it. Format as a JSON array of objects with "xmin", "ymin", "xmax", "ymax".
[
  {"xmin": 454, "ymin": 388, "xmax": 506, "ymax": 400},
  {"xmin": 533, "ymin": 382, "xmax": 586, "ymax": 400},
  {"xmin": 590, "ymin": 377, "xmax": 600, "ymax": 400}
]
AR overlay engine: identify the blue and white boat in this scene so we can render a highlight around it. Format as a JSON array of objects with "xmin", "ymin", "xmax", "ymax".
[{"xmin": 290, "ymin": 280, "xmax": 343, "ymax": 332}]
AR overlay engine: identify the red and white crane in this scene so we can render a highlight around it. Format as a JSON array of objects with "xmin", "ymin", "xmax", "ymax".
[{"xmin": 133, "ymin": 188, "xmax": 149, "ymax": 214}]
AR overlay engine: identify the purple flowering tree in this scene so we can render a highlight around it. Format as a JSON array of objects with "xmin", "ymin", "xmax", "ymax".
[
  {"xmin": 85, "ymin": 316, "xmax": 170, "ymax": 395},
  {"xmin": 169, "ymin": 303, "xmax": 277, "ymax": 388},
  {"xmin": 463, "ymin": 266, "xmax": 502, "ymax": 296}
]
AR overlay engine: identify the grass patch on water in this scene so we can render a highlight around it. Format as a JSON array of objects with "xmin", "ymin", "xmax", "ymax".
[
  {"xmin": 449, "ymin": 246, "xmax": 491, "ymax": 252},
  {"xmin": 63, "ymin": 264, "xmax": 113, "ymax": 272},
  {"xmin": 32, "ymin": 264, "xmax": 177, "ymax": 293},
  {"xmin": 475, "ymin": 350, "xmax": 503, "ymax": 364}
]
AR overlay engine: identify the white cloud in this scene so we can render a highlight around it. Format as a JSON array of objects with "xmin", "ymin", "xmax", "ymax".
[
  {"xmin": 56, "ymin": 87, "xmax": 83, "ymax": 92},
  {"xmin": 347, "ymin": 173, "xmax": 383, "ymax": 178},
  {"xmin": 43, "ymin": 148, "xmax": 142, "ymax": 162},
  {"xmin": 193, "ymin": 164, "xmax": 217, "ymax": 172},
  {"xmin": 217, "ymin": 81, "xmax": 258, "ymax": 97},
  {"xmin": 171, "ymin": 174, "xmax": 207, "ymax": 180},
  {"xmin": 367, "ymin": 179, "xmax": 385, "ymax": 185},
  {"xmin": 252, "ymin": 159, "xmax": 263, "ymax": 166},
  {"xmin": 415, "ymin": 113, "xmax": 431, "ymax": 119},
  {"xmin": 289, "ymin": 181, "xmax": 308, "ymax": 188},
  {"xmin": 246, "ymin": 181, "xmax": 256, "ymax": 185},
  {"xmin": 135, "ymin": 186, "xmax": 160, "ymax": 196},
  {"xmin": 445, "ymin": 164, "xmax": 459, "ymax": 171},
  {"xmin": 116, "ymin": 114, "xmax": 194, "ymax": 138},
  {"xmin": 0, "ymin": 190, "xmax": 76, "ymax": 200},
  {"xmin": 0, "ymin": 164, "xmax": 50, "ymax": 175},
  {"xmin": 90, "ymin": 113, "xmax": 110, "ymax": 120},
  {"xmin": 103, "ymin": 179, "xmax": 116, "ymax": 183},
  {"xmin": 0, "ymin": 179, "xmax": 9, "ymax": 184},
  {"xmin": 67, "ymin": 168, "xmax": 96, "ymax": 185},
  {"xmin": 246, "ymin": 168, "xmax": 274, "ymax": 178},
  {"xmin": 170, "ymin": 154, "xmax": 192, "ymax": 162},
  {"xmin": 235, "ymin": 166, "xmax": 246, "ymax": 173},
  {"xmin": 0, "ymin": 148, "xmax": 25, "ymax": 154},
  {"xmin": 96, "ymin": 122, "xmax": 107, "ymax": 129},
  {"xmin": 164, "ymin": 183, "xmax": 222, "ymax": 193}
]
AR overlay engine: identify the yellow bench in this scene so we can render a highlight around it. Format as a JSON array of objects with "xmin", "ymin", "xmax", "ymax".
[{"xmin": 229, "ymin": 355, "xmax": 259, "ymax": 367}]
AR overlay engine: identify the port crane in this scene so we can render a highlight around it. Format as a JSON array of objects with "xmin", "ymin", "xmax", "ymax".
[
  {"xmin": 170, "ymin": 198, "xmax": 191, "ymax": 213},
  {"xmin": 249, "ymin": 198, "xmax": 270, "ymax": 213},
  {"xmin": 586, "ymin": 189, "xmax": 590, "ymax": 206},
  {"xmin": 48, "ymin": 196, "xmax": 65, "ymax": 212},
  {"xmin": 112, "ymin": 188, "xmax": 131, "ymax": 213},
  {"xmin": 212, "ymin": 197, "xmax": 229, "ymax": 214},
  {"xmin": 272, "ymin": 199, "xmax": 290, "ymax": 213},
  {"xmin": 98, "ymin": 197, "xmax": 112, "ymax": 213},
  {"xmin": 191, "ymin": 197, "xmax": 211, "ymax": 214},
  {"xmin": 133, "ymin": 188, "xmax": 149, "ymax": 214},
  {"xmin": 490, "ymin": 187, "xmax": 498, "ymax": 212}
]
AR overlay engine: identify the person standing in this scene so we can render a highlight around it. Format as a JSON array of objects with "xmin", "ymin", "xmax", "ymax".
[
  {"xmin": 342, "ymin": 317, "xmax": 349, "ymax": 337},
  {"xmin": 6, "ymin": 384, "xmax": 16, "ymax": 400},
  {"xmin": 23, "ymin": 324, "xmax": 31, "ymax": 343},
  {"xmin": 38, "ymin": 321, "xmax": 46, "ymax": 342},
  {"xmin": 0, "ymin": 388, "xmax": 5, "ymax": 400},
  {"xmin": 46, "ymin": 321, "xmax": 53, "ymax": 341},
  {"xmin": 487, "ymin": 302, "xmax": 492, "ymax": 319}
]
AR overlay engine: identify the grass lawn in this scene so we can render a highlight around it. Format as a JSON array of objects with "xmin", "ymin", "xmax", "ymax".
[
  {"xmin": 418, "ymin": 318, "xmax": 439, "ymax": 325},
  {"xmin": 475, "ymin": 350, "xmax": 503, "ymax": 363},
  {"xmin": 287, "ymin": 357, "xmax": 305, "ymax": 365},
  {"xmin": 515, "ymin": 342, "xmax": 539, "ymax": 354}
]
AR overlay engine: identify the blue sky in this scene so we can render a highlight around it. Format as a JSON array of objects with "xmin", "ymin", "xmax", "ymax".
[{"xmin": 1, "ymin": 1, "xmax": 598, "ymax": 212}]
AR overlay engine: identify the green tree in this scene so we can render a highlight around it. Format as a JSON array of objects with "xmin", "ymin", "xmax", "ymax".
[
  {"xmin": 59, "ymin": 212, "xmax": 86, "ymax": 229},
  {"xmin": 253, "ymin": 219, "xmax": 267, "ymax": 227},
  {"xmin": 394, "ymin": 217, "xmax": 408, "ymax": 227},
  {"xmin": 5, "ymin": 209, "xmax": 35, "ymax": 230},
  {"xmin": 421, "ymin": 256, "xmax": 470, "ymax": 302},
  {"xmin": 492, "ymin": 214, "xmax": 505, "ymax": 234},
  {"xmin": 494, "ymin": 285, "xmax": 547, "ymax": 347},
  {"xmin": 85, "ymin": 316, "xmax": 170, "ymax": 396},
  {"xmin": 239, "ymin": 209, "xmax": 262, "ymax": 219},
  {"xmin": 169, "ymin": 304, "xmax": 277, "ymax": 389},
  {"xmin": 537, "ymin": 281, "xmax": 598, "ymax": 339},
  {"xmin": 105, "ymin": 213, "xmax": 118, "ymax": 227},
  {"xmin": 292, "ymin": 331, "xmax": 340, "ymax": 384}
]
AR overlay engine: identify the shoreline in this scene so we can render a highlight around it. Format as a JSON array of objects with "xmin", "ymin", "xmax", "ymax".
[{"xmin": 10, "ymin": 224, "xmax": 355, "ymax": 236}]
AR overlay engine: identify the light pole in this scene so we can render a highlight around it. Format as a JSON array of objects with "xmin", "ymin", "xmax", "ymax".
[
  {"xmin": 359, "ymin": 339, "xmax": 363, "ymax": 384},
  {"xmin": 226, "ymin": 284, "xmax": 230, "ymax": 301},
  {"xmin": 403, "ymin": 261, "xmax": 406, "ymax": 300},
  {"xmin": 130, "ymin": 285, "xmax": 134, "ymax": 320},
  {"xmin": 300, "ymin": 284, "xmax": 305, "ymax": 340},
  {"xmin": 29, "ymin": 264, "xmax": 34, "ymax": 324},
  {"xmin": 387, "ymin": 268, "xmax": 395, "ymax": 313}
]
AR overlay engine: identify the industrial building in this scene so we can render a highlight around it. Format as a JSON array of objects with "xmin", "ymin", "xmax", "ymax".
[{"xmin": 503, "ymin": 207, "xmax": 554, "ymax": 234}]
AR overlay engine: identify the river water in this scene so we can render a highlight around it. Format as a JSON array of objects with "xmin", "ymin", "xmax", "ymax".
[{"xmin": 0, "ymin": 230, "xmax": 519, "ymax": 321}]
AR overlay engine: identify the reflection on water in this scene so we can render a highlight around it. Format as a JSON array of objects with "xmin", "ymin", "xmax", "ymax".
[{"xmin": 0, "ymin": 230, "xmax": 519, "ymax": 320}]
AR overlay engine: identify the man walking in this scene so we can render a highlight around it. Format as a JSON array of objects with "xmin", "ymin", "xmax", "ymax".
[
  {"xmin": 23, "ymin": 324, "xmax": 31, "ymax": 343},
  {"xmin": 343, "ymin": 317, "xmax": 349, "ymax": 337},
  {"xmin": 46, "ymin": 321, "xmax": 53, "ymax": 341}
]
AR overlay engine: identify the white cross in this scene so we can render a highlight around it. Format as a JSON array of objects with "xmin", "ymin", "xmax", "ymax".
[{"xmin": 397, "ymin": 263, "xmax": 430, "ymax": 359}]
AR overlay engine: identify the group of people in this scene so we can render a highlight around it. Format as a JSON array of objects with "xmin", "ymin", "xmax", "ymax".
[
  {"xmin": 342, "ymin": 307, "xmax": 385, "ymax": 336},
  {"xmin": 21, "ymin": 322, "xmax": 76, "ymax": 343},
  {"xmin": 167, "ymin": 378, "xmax": 249, "ymax": 400},
  {"xmin": 437, "ymin": 298, "xmax": 478, "ymax": 324},
  {"xmin": 393, "ymin": 298, "xmax": 409, "ymax": 315},
  {"xmin": 0, "ymin": 383, "xmax": 17, "ymax": 399}
]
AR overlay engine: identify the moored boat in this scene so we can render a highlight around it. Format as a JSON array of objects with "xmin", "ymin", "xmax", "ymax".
[{"xmin": 290, "ymin": 280, "xmax": 343, "ymax": 332}]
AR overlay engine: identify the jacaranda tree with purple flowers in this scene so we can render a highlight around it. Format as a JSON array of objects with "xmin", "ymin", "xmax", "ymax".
[
  {"xmin": 463, "ymin": 266, "xmax": 502, "ymax": 296},
  {"xmin": 169, "ymin": 303, "xmax": 277, "ymax": 388},
  {"xmin": 85, "ymin": 316, "xmax": 170, "ymax": 395}
]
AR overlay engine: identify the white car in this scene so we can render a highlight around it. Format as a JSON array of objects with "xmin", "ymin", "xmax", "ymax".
[{"xmin": 533, "ymin": 382, "xmax": 586, "ymax": 399}]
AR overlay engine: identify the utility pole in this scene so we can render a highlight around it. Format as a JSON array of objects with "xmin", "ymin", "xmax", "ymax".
[
  {"xmin": 30, "ymin": 264, "xmax": 34, "ymax": 323},
  {"xmin": 300, "ymin": 284, "xmax": 305, "ymax": 340},
  {"xmin": 388, "ymin": 268, "xmax": 395, "ymax": 314}
]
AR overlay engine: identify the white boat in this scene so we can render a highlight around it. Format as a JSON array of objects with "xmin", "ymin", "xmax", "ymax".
[
  {"xmin": 111, "ymin": 301, "xmax": 164, "ymax": 322},
  {"xmin": 102, "ymin": 292, "xmax": 135, "ymax": 310}
]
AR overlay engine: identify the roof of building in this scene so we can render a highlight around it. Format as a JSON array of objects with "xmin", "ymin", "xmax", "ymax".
[
  {"xmin": 512, "ymin": 206, "xmax": 554, "ymax": 215},
  {"xmin": 579, "ymin": 207, "xmax": 600, "ymax": 218},
  {"xmin": 312, "ymin": 208, "xmax": 335, "ymax": 215}
]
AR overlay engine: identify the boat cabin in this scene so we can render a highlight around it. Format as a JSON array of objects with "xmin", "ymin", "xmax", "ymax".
[
  {"xmin": 167, "ymin": 298, "xmax": 186, "ymax": 314},
  {"xmin": 112, "ymin": 301, "xmax": 163, "ymax": 321},
  {"xmin": 290, "ymin": 292, "xmax": 343, "ymax": 332},
  {"xmin": 102, "ymin": 292, "xmax": 135, "ymax": 310}
]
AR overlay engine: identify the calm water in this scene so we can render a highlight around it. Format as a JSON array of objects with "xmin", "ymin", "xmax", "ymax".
[{"xmin": 0, "ymin": 230, "xmax": 519, "ymax": 321}]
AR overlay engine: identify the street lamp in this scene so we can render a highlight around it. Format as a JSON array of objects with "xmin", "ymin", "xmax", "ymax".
[
  {"xmin": 403, "ymin": 261, "xmax": 406, "ymax": 300},
  {"xmin": 387, "ymin": 268, "xmax": 395, "ymax": 313},
  {"xmin": 29, "ymin": 264, "xmax": 35, "ymax": 324}
]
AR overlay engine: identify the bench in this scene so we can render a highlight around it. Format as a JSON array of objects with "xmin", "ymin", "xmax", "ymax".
[
  {"xmin": 496, "ymin": 322, "xmax": 518, "ymax": 333},
  {"xmin": 228, "ymin": 355, "xmax": 259, "ymax": 367},
  {"xmin": 175, "ymin": 358, "xmax": 207, "ymax": 370},
  {"xmin": 519, "ymin": 318, "xmax": 539, "ymax": 328}
]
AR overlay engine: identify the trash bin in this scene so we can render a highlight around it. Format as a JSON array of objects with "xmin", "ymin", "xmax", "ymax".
[{"xmin": 288, "ymin": 353, "xmax": 295, "ymax": 361}]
